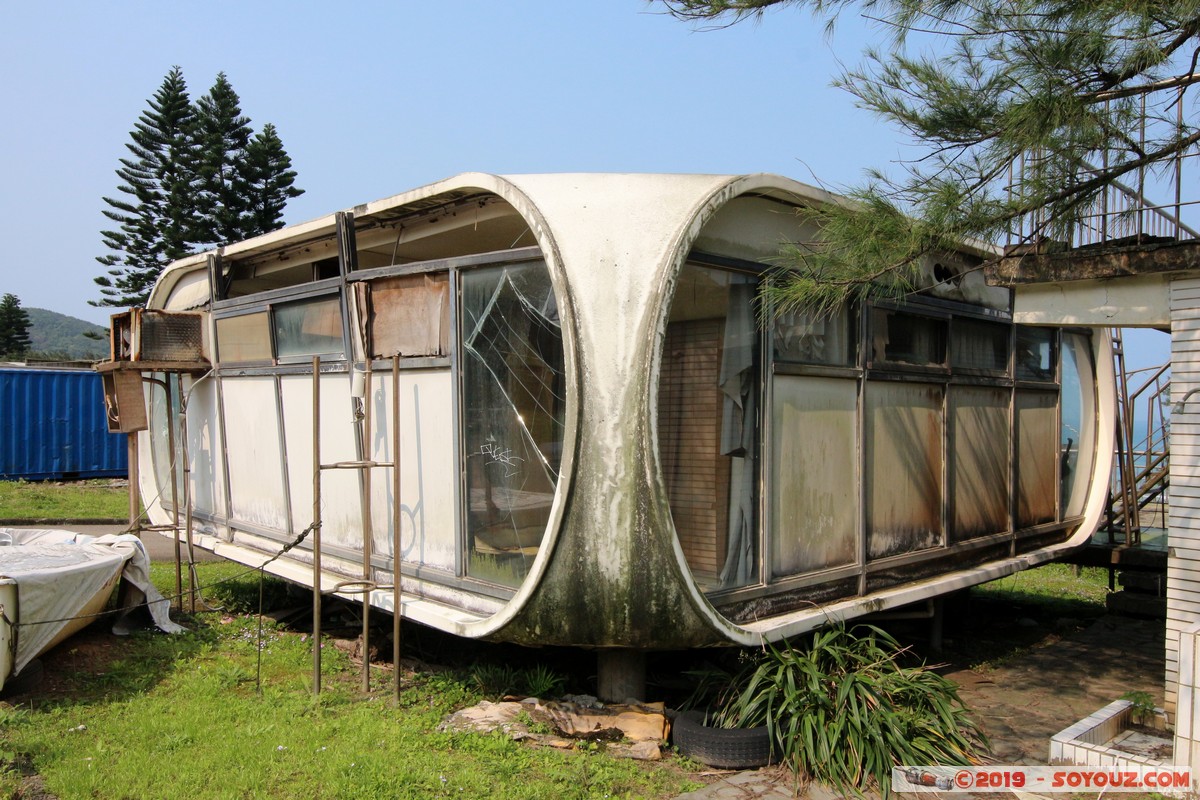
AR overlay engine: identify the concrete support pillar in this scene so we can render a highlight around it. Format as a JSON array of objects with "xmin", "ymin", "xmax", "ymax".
[{"xmin": 597, "ymin": 649, "xmax": 646, "ymax": 703}]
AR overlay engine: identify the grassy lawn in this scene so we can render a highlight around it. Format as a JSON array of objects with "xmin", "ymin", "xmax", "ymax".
[
  {"xmin": 0, "ymin": 479, "xmax": 131, "ymax": 522},
  {"xmin": 0, "ymin": 563, "xmax": 702, "ymax": 800},
  {"xmin": 0, "ymin": 480, "xmax": 1118, "ymax": 797}
]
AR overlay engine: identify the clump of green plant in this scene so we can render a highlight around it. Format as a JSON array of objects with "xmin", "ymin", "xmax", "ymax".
[
  {"xmin": 470, "ymin": 662, "xmax": 522, "ymax": 697},
  {"xmin": 1121, "ymin": 690, "xmax": 1158, "ymax": 727},
  {"xmin": 469, "ymin": 661, "xmax": 568, "ymax": 699},
  {"xmin": 716, "ymin": 624, "xmax": 988, "ymax": 797},
  {"xmin": 522, "ymin": 664, "xmax": 566, "ymax": 698}
]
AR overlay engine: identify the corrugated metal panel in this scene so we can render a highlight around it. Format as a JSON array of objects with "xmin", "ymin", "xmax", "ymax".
[{"xmin": 0, "ymin": 367, "xmax": 128, "ymax": 480}]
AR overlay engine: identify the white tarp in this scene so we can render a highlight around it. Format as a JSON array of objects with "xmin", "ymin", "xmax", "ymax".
[{"xmin": 0, "ymin": 528, "xmax": 184, "ymax": 677}]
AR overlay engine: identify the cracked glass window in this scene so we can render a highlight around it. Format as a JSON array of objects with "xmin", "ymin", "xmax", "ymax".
[{"xmin": 461, "ymin": 261, "xmax": 565, "ymax": 588}]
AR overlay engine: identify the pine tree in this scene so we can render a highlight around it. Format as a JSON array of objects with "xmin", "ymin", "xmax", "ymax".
[
  {"xmin": 193, "ymin": 72, "xmax": 254, "ymax": 247},
  {"xmin": 0, "ymin": 294, "xmax": 32, "ymax": 358},
  {"xmin": 95, "ymin": 69, "xmax": 304, "ymax": 307},
  {"xmin": 663, "ymin": 0, "xmax": 1200, "ymax": 314},
  {"xmin": 242, "ymin": 123, "xmax": 304, "ymax": 236},
  {"xmin": 95, "ymin": 66, "xmax": 199, "ymax": 308}
]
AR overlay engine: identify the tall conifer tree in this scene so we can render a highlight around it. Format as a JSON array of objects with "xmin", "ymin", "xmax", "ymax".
[
  {"xmin": 95, "ymin": 66, "xmax": 198, "ymax": 307},
  {"xmin": 96, "ymin": 69, "xmax": 303, "ymax": 307},
  {"xmin": 242, "ymin": 123, "xmax": 304, "ymax": 236},
  {"xmin": 194, "ymin": 72, "xmax": 254, "ymax": 247},
  {"xmin": 0, "ymin": 294, "xmax": 32, "ymax": 357}
]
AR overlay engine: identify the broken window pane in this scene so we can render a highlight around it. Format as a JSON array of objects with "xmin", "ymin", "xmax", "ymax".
[
  {"xmin": 216, "ymin": 311, "xmax": 272, "ymax": 364},
  {"xmin": 462, "ymin": 261, "xmax": 565, "ymax": 588},
  {"xmin": 770, "ymin": 375, "xmax": 858, "ymax": 576},
  {"xmin": 274, "ymin": 295, "xmax": 344, "ymax": 359},
  {"xmin": 865, "ymin": 381, "xmax": 944, "ymax": 559}
]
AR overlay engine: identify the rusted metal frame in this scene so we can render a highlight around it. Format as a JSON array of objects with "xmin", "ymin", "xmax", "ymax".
[
  {"xmin": 1177, "ymin": 87, "xmax": 1184, "ymax": 240},
  {"xmin": 178, "ymin": 374, "xmax": 198, "ymax": 613},
  {"xmin": 392, "ymin": 355, "xmax": 402, "ymax": 701},
  {"xmin": 347, "ymin": 246, "xmax": 543, "ymax": 285},
  {"xmin": 1139, "ymin": 93, "xmax": 1147, "ymax": 241},
  {"xmin": 1007, "ymin": 327, "xmax": 1019, "ymax": 558},
  {"xmin": 143, "ymin": 374, "xmax": 184, "ymax": 608},
  {"xmin": 754, "ymin": 289, "xmax": 769, "ymax": 587},
  {"xmin": 212, "ymin": 277, "xmax": 344, "ymax": 315},
  {"xmin": 335, "ymin": 210, "xmax": 374, "ymax": 693},
  {"xmin": 360, "ymin": 358, "xmax": 373, "ymax": 692},
  {"xmin": 1054, "ymin": 330, "xmax": 1066, "ymax": 528},
  {"xmin": 311, "ymin": 355, "xmax": 323, "ymax": 697},
  {"xmin": 761, "ymin": 286, "xmax": 778, "ymax": 587},
  {"xmin": 856, "ymin": 304, "xmax": 870, "ymax": 597},
  {"xmin": 274, "ymin": 373, "xmax": 295, "ymax": 547},
  {"xmin": 127, "ymin": 433, "xmax": 140, "ymax": 533},
  {"xmin": 1110, "ymin": 332, "xmax": 1141, "ymax": 543},
  {"xmin": 450, "ymin": 266, "xmax": 468, "ymax": 579},
  {"xmin": 709, "ymin": 562, "xmax": 862, "ymax": 605}
]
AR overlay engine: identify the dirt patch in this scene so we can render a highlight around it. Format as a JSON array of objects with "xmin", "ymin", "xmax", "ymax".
[{"xmin": 944, "ymin": 614, "xmax": 1165, "ymax": 764}]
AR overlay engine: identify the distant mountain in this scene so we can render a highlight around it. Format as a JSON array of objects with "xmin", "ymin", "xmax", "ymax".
[{"xmin": 26, "ymin": 308, "xmax": 108, "ymax": 360}]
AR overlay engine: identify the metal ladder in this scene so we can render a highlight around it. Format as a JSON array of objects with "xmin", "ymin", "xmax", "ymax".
[{"xmin": 311, "ymin": 355, "xmax": 403, "ymax": 700}]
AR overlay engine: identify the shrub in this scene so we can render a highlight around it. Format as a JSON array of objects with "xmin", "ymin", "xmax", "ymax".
[{"xmin": 716, "ymin": 624, "xmax": 988, "ymax": 796}]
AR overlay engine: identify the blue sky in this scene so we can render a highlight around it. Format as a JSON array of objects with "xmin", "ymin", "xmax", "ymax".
[{"xmin": 0, "ymin": 1, "xmax": 1170, "ymax": 367}]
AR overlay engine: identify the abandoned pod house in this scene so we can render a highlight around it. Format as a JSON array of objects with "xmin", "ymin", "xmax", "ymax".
[{"xmin": 99, "ymin": 172, "xmax": 1113, "ymax": 695}]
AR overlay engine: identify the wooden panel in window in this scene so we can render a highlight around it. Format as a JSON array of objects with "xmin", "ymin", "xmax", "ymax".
[{"xmin": 362, "ymin": 273, "xmax": 449, "ymax": 358}]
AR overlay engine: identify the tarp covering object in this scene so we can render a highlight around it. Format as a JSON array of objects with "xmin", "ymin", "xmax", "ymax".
[{"xmin": 0, "ymin": 528, "xmax": 184, "ymax": 677}]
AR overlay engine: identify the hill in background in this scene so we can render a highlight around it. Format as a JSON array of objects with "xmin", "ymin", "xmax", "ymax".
[{"xmin": 26, "ymin": 308, "xmax": 108, "ymax": 360}]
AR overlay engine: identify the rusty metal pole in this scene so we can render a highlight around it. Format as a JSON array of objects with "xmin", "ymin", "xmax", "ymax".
[
  {"xmin": 361, "ymin": 360, "xmax": 373, "ymax": 693},
  {"xmin": 312, "ymin": 356, "xmax": 323, "ymax": 697},
  {"xmin": 126, "ymin": 432, "xmax": 139, "ymax": 533},
  {"xmin": 392, "ymin": 355, "xmax": 402, "ymax": 701},
  {"xmin": 165, "ymin": 385, "xmax": 182, "ymax": 610},
  {"xmin": 180, "ymin": 387, "xmax": 197, "ymax": 613}
]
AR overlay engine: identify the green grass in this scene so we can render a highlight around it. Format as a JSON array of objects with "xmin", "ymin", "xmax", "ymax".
[
  {"xmin": 0, "ymin": 562, "xmax": 701, "ymax": 800},
  {"xmin": 974, "ymin": 562, "xmax": 1110, "ymax": 618},
  {"xmin": 0, "ymin": 478, "xmax": 132, "ymax": 521}
]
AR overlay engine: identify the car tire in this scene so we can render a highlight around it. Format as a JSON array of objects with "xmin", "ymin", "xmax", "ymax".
[{"xmin": 670, "ymin": 709, "xmax": 774, "ymax": 770}]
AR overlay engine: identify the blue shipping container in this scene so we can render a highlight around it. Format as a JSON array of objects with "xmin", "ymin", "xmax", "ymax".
[{"xmin": 0, "ymin": 367, "xmax": 128, "ymax": 480}]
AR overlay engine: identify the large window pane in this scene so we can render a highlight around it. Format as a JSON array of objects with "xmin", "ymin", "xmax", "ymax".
[
  {"xmin": 1061, "ymin": 333, "xmax": 1096, "ymax": 517},
  {"xmin": 216, "ymin": 312, "xmax": 271, "ymax": 363},
  {"xmin": 462, "ymin": 261, "xmax": 565, "ymax": 588},
  {"xmin": 771, "ymin": 376, "xmax": 857, "ymax": 576},
  {"xmin": 866, "ymin": 381, "xmax": 944, "ymax": 559},
  {"xmin": 870, "ymin": 309, "xmax": 947, "ymax": 368},
  {"xmin": 1016, "ymin": 327, "xmax": 1056, "ymax": 381},
  {"xmin": 772, "ymin": 306, "xmax": 855, "ymax": 366},
  {"xmin": 1016, "ymin": 390, "xmax": 1058, "ymax": 526},
  {"xmin": 274, "ymin": 296, "xmax": 344, "ymax": 359},
  {"xmin": 951, "ymin": 318, "xmax": 1010, "ymax": 373},
  {"xmin": 658, "ymin": 266, "xmax": 760, "ymax": 591},
  {"xmin": 949, "ymin": 386, "xmax": 1010, "ymax": 540}
]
